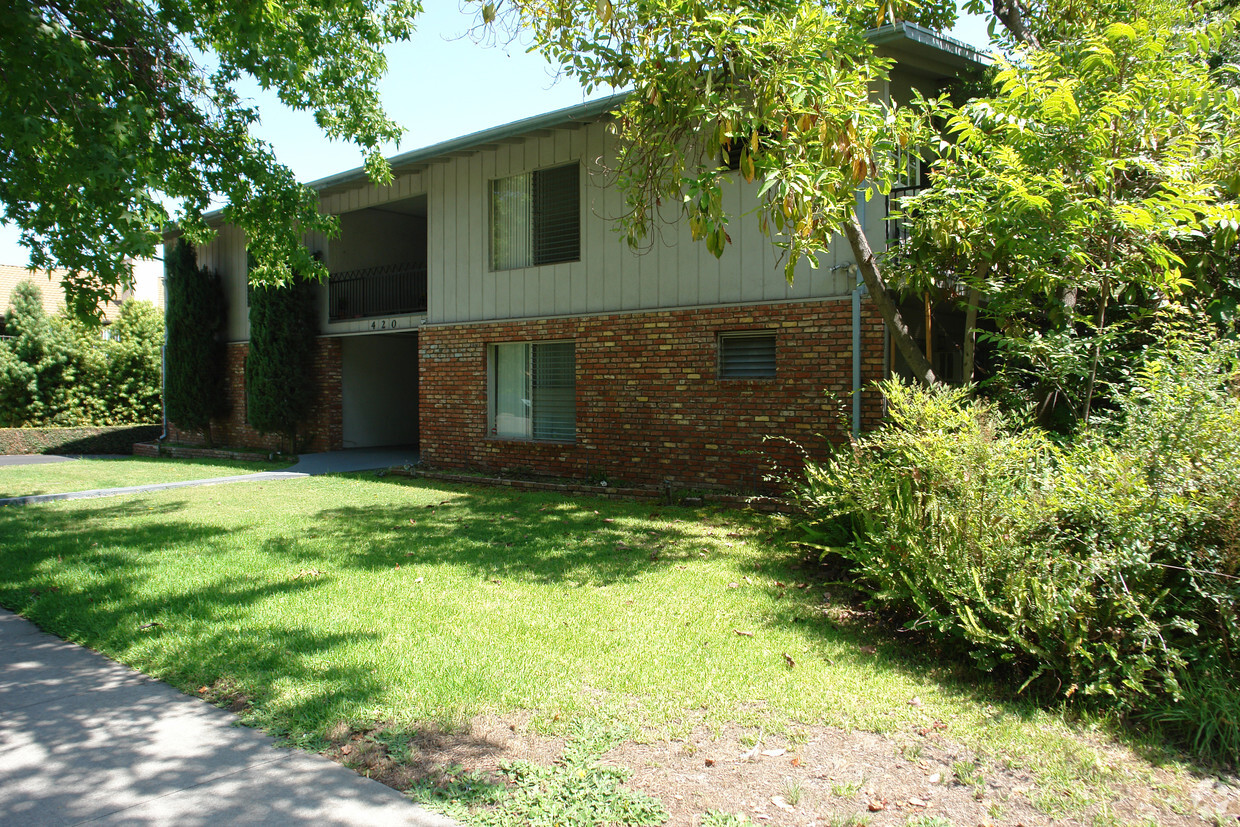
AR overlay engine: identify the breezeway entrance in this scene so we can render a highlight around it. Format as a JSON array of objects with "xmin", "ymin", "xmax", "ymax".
[{"xmin": 340, "ymin": 332, "xmax": 420, "ymax": 449}]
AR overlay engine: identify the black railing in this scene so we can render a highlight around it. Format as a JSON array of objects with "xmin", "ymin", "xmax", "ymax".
[{"xmin": 328, "ymin": 262, "xmax": 427, "ymax": 322}]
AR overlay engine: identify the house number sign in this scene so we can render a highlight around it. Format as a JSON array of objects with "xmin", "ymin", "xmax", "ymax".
[{"xmin": 369, "ymin": 318, "xmax": 400, "ymax": 330}]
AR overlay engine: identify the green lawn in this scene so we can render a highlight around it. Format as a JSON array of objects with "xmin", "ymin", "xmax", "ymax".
[
  {"xmin": 0, "ymin": 472, "xmax": 1206, "ymax": 821},
  {"xmin": 0, "ymin": 456, "xmax": 287, "ymax": 497}
]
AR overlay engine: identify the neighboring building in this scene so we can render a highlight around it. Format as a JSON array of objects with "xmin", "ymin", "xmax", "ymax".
[
  {"xmin": 165, "ymin": 23, "xmax": 984, "ymax": 490},
  {"xmin": 0, "ymin": 261, "xmax": 165, "ymax": 328}
]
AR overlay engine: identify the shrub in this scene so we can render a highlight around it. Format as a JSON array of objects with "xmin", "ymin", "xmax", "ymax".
[
  {"xmin": 793, "ymin": 325, "xmax": 1240, "ymax": 763},
  {"xmin": 0, "ymin": 425, "xmax": 162, "ymax": 455},
  {"xmin": 245, "ymin": 276, "xmax": 317, "ymax": 451},
  {"xmin": 164, "ymin": 240, "xmax": 226, "ymax": 442},
  {"xmin": 1, "ymin": 280, "xmax": 163, "ymax": 427}
]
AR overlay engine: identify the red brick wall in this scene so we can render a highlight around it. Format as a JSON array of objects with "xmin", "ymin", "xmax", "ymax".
[
  {"xmin": 167, "ymin": 338, "xmax": 343, "ymax": 454},
  {"xmin": 418, "ymin": 299, "xmax": 886, "ymax": 491}
]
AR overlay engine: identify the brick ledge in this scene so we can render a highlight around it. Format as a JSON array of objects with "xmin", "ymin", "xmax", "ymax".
[{"xmin": 132, "ymin": 442, "xmax": 277, "ymax": 463}]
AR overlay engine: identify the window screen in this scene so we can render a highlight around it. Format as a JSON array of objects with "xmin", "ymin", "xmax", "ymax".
[
  {"xmin": 491, "ymin": 164, "xmax": 580, "ymax": 270},
  {"xmin": 490, "ymin": 341, "xmax": 576, "ymax": 441},
  {"xmin": 719, "ymin": 332, "xmax": 776, "ymax": 379}
]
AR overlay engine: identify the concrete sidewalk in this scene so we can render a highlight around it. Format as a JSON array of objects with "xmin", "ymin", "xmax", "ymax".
[
  {"xmin": 0, "ymin": 447, "xmax": 420, "ymax": 507},
  {"xmin": 0, "ymin": 609, "xmax": 454, "ymax": 826}
]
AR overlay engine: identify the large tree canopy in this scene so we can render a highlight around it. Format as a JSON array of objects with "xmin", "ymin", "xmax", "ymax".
[
  {"xmin": 475, "ymin": 0, "xmax": 1238, "ymax": 388},
  {"xmin": 0, "ymin": 0, "xmax": 420, "ymax": 322}
]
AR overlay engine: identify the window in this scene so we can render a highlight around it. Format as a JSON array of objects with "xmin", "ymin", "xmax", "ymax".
[
  {"xmin": 490, "ymin": 341, "xmax": 576, "ymax": 441},
  {"xmin": 719, "ymin": 332, "xmax": 776, "ymax": 379},
  {"xmin": 490, "ymin": 164, "xmax": 580, "ymax": 270}
]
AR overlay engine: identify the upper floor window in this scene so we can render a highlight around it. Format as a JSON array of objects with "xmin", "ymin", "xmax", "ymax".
[{"xmin": 490, "ymin": 163, "xmax": 580, "ymax": 271}]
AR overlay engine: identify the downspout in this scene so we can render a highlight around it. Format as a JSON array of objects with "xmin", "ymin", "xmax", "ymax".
[
  {"xmin": 851, "ymin": 189, "xmax": 867, "ymax": 440},
  {"xmin": 851, "ymin": 269, "xmax": 867, "ymax": 440}
]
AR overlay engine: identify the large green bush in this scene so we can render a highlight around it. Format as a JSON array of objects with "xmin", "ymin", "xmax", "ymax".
[
  {"xmin": 794, "ymin": 326, "xmax": 1240, "ymax": 762},
  {"xmin": 0, "ymin": 280, "xmax": 163, "ymax": 427}
]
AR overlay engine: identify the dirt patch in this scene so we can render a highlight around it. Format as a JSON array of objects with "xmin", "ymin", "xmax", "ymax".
[
  {"xmin": 322, "ymin": 714, "xmax": 1239, "ymax": 826},
  {"xmin": 323, "ymin": 711, "xmax": 566, "ymax": 793},
  {"xmin": 197, "ymin": 678, "xmax": 251, "ymax": 714},
  {"xmin": 606, "ymin": 723, "xmax": 1240, "ymax": 826}
]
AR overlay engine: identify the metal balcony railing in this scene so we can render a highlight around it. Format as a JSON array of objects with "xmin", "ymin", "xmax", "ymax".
[{"xmin": 328, "ymin": 263, "xmax": 427, "ymax": 322}]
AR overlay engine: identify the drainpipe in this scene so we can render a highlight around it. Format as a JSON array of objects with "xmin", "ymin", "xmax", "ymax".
[
  {"xmin": 851, "ymin": 189, "xmax": 868, "ymax": 440},
  {"xmin": 851, "ymin": 268, "xmax": 867, "ymax": 440}
]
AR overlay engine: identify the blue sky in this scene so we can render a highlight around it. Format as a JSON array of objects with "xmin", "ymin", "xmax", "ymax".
[{"xmin": 0, "ymin": 7, "xmax": 991, "ymax": 270}]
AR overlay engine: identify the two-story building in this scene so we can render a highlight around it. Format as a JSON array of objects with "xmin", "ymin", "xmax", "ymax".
[{"xmin": 166, "ymin": 23, "xmax": 984, "ymax": 490}]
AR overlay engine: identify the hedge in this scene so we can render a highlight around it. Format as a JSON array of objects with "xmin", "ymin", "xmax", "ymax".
[{"xmin": 0, "ymin": 425, "xmax": 162, "ymax": 456}]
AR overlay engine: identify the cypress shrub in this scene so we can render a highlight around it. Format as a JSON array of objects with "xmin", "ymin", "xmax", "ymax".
[
  {"xmin": 164, "ymin": 240, "xmax": 226, "ymax": 443},
  {"xmin": 245, "ymin": 275, "xmax": 317, "ymax": 452}
]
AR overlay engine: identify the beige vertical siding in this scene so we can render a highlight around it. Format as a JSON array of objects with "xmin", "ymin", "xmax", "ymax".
[
  {"xmin": 190, "ymin": 78, "xmax": 926, "ymax": 336},
  {"xmin": 427, "ymin": 119, "xmax": 875, "ymax": 325}
]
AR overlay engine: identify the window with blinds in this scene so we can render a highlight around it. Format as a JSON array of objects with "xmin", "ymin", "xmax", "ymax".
[
  {"xmin": 490, "ymin": 164, "xmax": 580, "ymax": 271},
  {"xmin": 490, "ymin": 341, "xmax": 576, "ymax": 441},
  {"xmin": 718, "ymin": 332, "xmax": 777, "ymax": 379}
]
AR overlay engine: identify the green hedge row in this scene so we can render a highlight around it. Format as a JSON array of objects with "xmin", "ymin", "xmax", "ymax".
[{"xmin": 0, "ymin": 425, "xmax": 162, "ymax": 456}]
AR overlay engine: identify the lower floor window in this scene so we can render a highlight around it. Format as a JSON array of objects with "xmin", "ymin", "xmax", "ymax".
[{"xmin": 490, "ymin": 341, "xmax": 576, "ymax": 441}]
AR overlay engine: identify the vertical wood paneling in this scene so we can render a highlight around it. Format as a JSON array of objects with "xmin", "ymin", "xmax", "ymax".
[
  {"xmin": 480, "ymin": 149, "xmax": 497, "ymax": 320},
  {"xmin": 466, "ymin": 155, "xmax": 484, "ymax": 321},
  {"xmin": 429, "ymin": 163, "xmax": 447, "ymax": 323}
]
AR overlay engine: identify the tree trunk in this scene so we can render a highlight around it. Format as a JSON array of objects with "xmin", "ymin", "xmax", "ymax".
[
  {"xmin": 841, "ymin": 209, "xmax": 938, "ymax": 386},
  {"xmin": 992, "ymin": 0, "xmax": 1040, "ymax": 48},
  {"xmin": 962, "ymin": 285, "xmax": 981, "ymax": 384}
]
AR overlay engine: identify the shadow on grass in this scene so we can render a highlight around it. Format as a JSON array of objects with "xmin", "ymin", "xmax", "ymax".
[
  {"xmin": 280, "ymin": 478, "xmax": 721, "ymax": 587},
  {"xmin": 0, "ymin": 496, "xmax": 387, "ymax": 739}
]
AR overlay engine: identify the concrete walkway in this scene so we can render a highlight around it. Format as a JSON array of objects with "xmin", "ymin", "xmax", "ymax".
[
  {"xmin": 0, "ymin": 447, "xmax": 420, "ymax": 507},
  {"xmin": 0, "ymin": 609, "xmax": 455, "ymax": 827}
]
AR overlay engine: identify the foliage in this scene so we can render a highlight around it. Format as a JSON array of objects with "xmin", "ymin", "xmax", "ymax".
[
  {"xmin": 164, "ymin": 240, "xmax": 226, "ymax": 444},
  {"xmin": 0, "ymin": 280, "xmax": 162, "ymax": 426},
  {"xmin": 104, "ymin": 299, "xmax": 165, "ymax": 422},
  {"xmin": 792, "ymin": 322, "xmax": 1240, "ymax": 763},
  {"xmin": 245, "ymin": 277, "xmax": 318, "ymax": 451},
  {"xmin": 0, "ymin": 425, "xmax": 160, "ymax": 456},
  {"xmin": 0, "ymin": 0, "xmax": 421, "ymax": 320},
  {"xmin": 893, "ymin": 1, "xmax": 1240, "ymax": 420},
  {"xmin": 478, "ymin": 0, "xmax": 958, "ymax": 382}
]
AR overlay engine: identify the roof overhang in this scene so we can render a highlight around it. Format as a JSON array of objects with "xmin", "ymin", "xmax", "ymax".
[{"xmin": 184, "ymin": 22, "xmax": 988, "ymax": 231}]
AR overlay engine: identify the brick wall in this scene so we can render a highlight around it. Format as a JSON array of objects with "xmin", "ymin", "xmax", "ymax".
[
  {"xmin": 418, "ymin": 299, "xmax": 886, "ymax": 491},
  {"xmin": 167, "ymin": 338, "xmax": 343, "ymax": 453}
]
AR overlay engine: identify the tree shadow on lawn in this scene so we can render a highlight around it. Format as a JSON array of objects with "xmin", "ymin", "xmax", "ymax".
[
  {"xmin": 284, "ymin": 479, "xmax": 722, "ymax": 586},
  {"xmin": 0, "ymin": 497, "xmax": 388, "ymax": 740},
  {"xmin": 275, "ymin": 478, "xmax": 1056, "ymax": 729}
]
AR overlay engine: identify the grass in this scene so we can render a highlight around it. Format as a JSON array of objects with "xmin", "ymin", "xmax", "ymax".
[
  {"xmin": 0, "ymin": 470, "xmax": 1209, "ymax": 819},
  {"xmin": 0, "ymin": 456, "xmax": 287, "ymax": 497}
]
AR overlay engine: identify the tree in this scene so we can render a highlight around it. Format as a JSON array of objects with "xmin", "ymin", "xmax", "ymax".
[
  {"xmin": 894, "ymin": 3, "xmax": 1240, "ymax": 424},
  {"xmin": 105, "ymin": 299, "xmax": 165, "ymax": 425},
  {"xmin": 475, "ymin": 0, "xmax": 1238, "ymax": 392},
  {"xmin": 0, "ymin": 0, "xmax": 421, "ymax": 322},
  {"xmin": 245, "ymin": 277, "xmax": 318, "ymax": 452},
  {"xmin": 165, "ymin": 239, "xmax": 226, "ymax": 444},
  {"xmin": 480, "ymin": 0, "xmax": 949, "ymax": 383}
]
